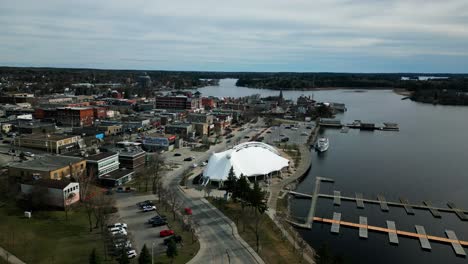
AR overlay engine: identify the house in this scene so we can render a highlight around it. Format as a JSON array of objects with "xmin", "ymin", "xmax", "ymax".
[
  {"xmin": 8, "ymin": 155, "xmax": 86, "ymax": 182},
  {"xmin": 20, "ymin": 179, "xmax": 80, "ymax": 208}
]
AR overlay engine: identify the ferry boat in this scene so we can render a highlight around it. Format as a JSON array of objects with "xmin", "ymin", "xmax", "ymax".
[{"xmin": 315, "ymin": 137, "xmax": 329, "ymax": 152}]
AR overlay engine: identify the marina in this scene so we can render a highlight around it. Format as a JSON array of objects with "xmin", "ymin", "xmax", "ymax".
[
  {"xmin": 319, "ymin": 118, "xmax": 400, "ymax": 131},
  {"xmin": 313, "ymin": 214, "xmax": 468, "ymax": 256}
]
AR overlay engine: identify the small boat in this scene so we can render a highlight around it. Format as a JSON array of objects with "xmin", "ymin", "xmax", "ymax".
[
  {"xmin": 340, "ymin": 127, "xmax": 349, "ymax": 133},
  {"xmin": 315, "ymin": 137, "xmax": 329, "ymax": 152}
]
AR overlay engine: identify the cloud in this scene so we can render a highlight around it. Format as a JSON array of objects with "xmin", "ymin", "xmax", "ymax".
[{"xmin": 0, "ymin": 0, "xmax": 467, "ymax": 72}]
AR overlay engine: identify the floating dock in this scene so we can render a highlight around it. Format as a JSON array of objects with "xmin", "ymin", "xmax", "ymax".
[
  {"xmin": 377, "ymin": 195, "xmax": 389, "ymax": 212},
  {"xmin": 399, "ymin": 197, "xmax": 415, "ymax": 215},
  {"xmin": 314, "ymin": 215, "xmax": 468, "ymax": 256},
  {"xmin": 447, "ymin": 203, "xmax": 468, "ymax": 221},
  {"xmin": 355, "ymin": 193, "xmax": 365, "ymax": 209},
  {"xmin": 359, "ymin": 216, "xmax": 368, "ymax": 238},
  {"xmin": 423, "ymin": 201, "xmax": 441, "ymax": 218},
  {"xmin": 445, "ymin": 230, "xmax": 467, "ymax": 256},
  {"xmin": 415, "ymin": 225, "xmax": 431, "ymax": 250},
  {"xmin": 331, "ymin": 212, "xmax": 341, "ymax": 233},
  {"xmin": 386, "ymin": 221, "xmax": 399, "ymax": 244},
  {"xmin": 333, "ymin": 191, "xmax": 341, "ymax": 206}
]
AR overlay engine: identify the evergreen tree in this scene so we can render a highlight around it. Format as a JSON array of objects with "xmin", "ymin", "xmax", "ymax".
[
  {"xmin": 89, "ymin": 248, "xmax": 100, "ymax": 264},
  {"xmin": 249, "ymin": 181, "xmax": 268, "ymax": 252},
  {"xmin": 138, "ymin": 244, "xmax": 151, "ymax": 264},
  {"xmin": 225, "ymin": 167, "xmax": 237, "ymax": 195},
  {"xmin": 118, "ymin": 248, "xmax": 130, "ymax": 264},
  {"xmin": 166, "ymin": 239, "xmax": 178, "ymax": 263}
]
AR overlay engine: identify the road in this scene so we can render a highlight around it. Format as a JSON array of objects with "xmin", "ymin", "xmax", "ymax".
[{"xmin": 161, "ymin": 120, "xmax": 265, "ymax": 264}]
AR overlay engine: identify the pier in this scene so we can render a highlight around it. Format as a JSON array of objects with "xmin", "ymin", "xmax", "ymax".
[
  {"xmin": 313, "ymin": 214, "xmax": 468, "ymax": 256},
  {"xmin": 290, "ymin": 192, "xmax": 468, "ymax": 221},
  {"xmin": 377, "ymin": 195, "xmax": 389, "ymax": 212},
  {"xmin": 399, "ymin": 197, "xmax": 415, "ymax": 215}
]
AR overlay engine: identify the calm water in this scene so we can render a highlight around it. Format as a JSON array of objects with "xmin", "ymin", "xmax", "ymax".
[{"xmin": 198, "ymin": 79, "xmax": 468, "ymax": 264}]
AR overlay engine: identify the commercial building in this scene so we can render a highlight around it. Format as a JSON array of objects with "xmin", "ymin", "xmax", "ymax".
[
  {"xmin": 143, "ymin": 134, "xmax": 177, "ymax": 151},
  {"xmin": 155, "ymin": 96, "xmax": 201, "ymax": 110},
  {"xmin": 56, "ymin": 107, "xmax": 95, "ymax": 127},
  {"xmin": 20, "ymin": 179, "xmax": 80, "ymax": 208},
  {"xmin": 99, "ymin": 168, "xmax": 135, "ymax": 187},
  {"xmin": 85, "ymin": 152, "xmax": 120, "ymax": 177},
  {"xmin": 187, "ymin": 113, "xmax": 214, "ymax": 124},
  {"xmin": 165, "ymin": 123, "xmax": 193, "ymax": 139},
  {"xmin": 117, "ymin": 147, "xmax": 146, "ymax": 170},
  {"xmin": 14, "ymin": 134, "xmax": 82, "ymax": 154},
  {"xmin": 9, "ymin": 155, "xmax": 86, "ymax": 182},
  {"xmin": 17, "ymin": 121, "xmax": 56, "ymax": 134}
]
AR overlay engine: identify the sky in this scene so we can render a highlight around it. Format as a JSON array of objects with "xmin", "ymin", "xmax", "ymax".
[{"xmin": 1, "ymin": 0, "xmax": 468, "ymax": 73}]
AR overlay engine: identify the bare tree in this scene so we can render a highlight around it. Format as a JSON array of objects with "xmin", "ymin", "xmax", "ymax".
[
  {"xmin": 64, "ymin": 192, "xmax": 76, "ymax": 221},
  {"xmin": 148, "ymin": 154, "xmax": 165, "ymax": 196},
  {"xmin": 72, "ymin": 163, "xmax": 93, "ymax": 202},
  {"xmin": 168, "ymin": 191, "xmax": 182, "ymax": 221}
]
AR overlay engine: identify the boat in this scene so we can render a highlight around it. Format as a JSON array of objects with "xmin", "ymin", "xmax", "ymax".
[
  {"xmin": 340, "ymin": 127, "xmax": 349, "ymax": 133},
  {"xmin": 315, "ymin": 137, "xmax": 329, "ymax": 152}
]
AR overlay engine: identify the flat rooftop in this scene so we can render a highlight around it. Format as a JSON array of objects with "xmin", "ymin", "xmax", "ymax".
[
  {"xmin": 86, "ymin": 152, "xmax": 118, "ymax": 161},
  {"xmin": 10, "ymin": 155, "xmax": 83, "ymax": 172},
  {"xmin": 100, "ymin": 168, "xmax": 134, "ymax": 180},
  {"xmin": 18, "ymin": 133, "xmax": 79, "ymax": 141}
]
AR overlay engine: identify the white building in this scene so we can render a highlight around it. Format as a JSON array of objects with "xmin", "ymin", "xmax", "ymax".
[
  {"xmin": 21, "ymin": 179, "xmax": 80, "ymax": 208},
  {"xmin": 202, "ymin": 142, "xmax": 289, "ymax": 186}
]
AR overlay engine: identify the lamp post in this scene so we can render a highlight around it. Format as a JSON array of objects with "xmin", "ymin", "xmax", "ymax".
[{"xmin": 152, "ymin": 241, "xmax": 155, "ymax": 264}]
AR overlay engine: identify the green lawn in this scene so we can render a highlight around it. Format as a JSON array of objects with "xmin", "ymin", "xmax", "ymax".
[
  {"xmin": 0, "ymin": 201, "xmax": 109, "ymax": 264},
  {"xmin": 209, "ymin": 198, "xmax": 305, "ymax": 264},
  {"xmin": 152, "ymin": 201, "xmax": 200, "ymax": 264}
]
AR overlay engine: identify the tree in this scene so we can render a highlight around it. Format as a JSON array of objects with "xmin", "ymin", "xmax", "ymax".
[
  {"xmin": 168, "ymin": 190, "xmax": 182, "ymax": 221},
  {"xmin": 224, "ymin": 167, "xmax": 237, "ymax": 195},
  {"xmin": 166, "ymin": 239, "xmax": 178, "ymax": 263},
  {"xmin": 64, "ymin": 192, "xmax": 76, "ymax": 221},
  {"xmin": 138, "ymin": 244, "xmax": 151, "ymax": 264},
  {"xmin": 249, "ymin": 181, "xmax": 268, "ymax": 252},
  {"xmin": 89, "ymin": 248, "xmax": 100, "ymax": 264},
  {"xmin": 118, "ymin": 248, "xmax": 130, "ymax": 264}
]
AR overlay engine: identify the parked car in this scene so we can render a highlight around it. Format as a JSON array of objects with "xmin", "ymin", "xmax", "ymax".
[
  {"xmin": 192, "ymin": 163, "xmax": 198, "ymax": 168},
  {"xmin": 142, "ymin": 205, "xmax": 156, "ymax": 212},
  {"xmin": 148, "ymin": 214, "xmax": 167, "ymax": 222},
  {"xmin": 306, "ymin": 126, "xmax": 312, "ymax": 129},
  {"xmin": 160, "ymin": 229, "xmax": 174, "ymax": 237},
  {"xmin": 108, "ymin": 223, "xmax": 128, "ymax": 229},
  {"xmin": 137, "ymin": 200, "xmax": 153, "ymax": 208},
  {"xmin": 266, "ymin": 131, "xmax": 272, "ymax": 134},
  {"xmin": 111, "ymin": 229, "xmax": 127, "ymax": 236},
  {"xmin": 24, "ymin": 152, "xmax": 34, "ymax": 157},
  {"xmin": 201, "ymin": 161, "xmax": 207, "ymax": 166},
  {"xmin": 184, "ymin": 157, "xmax": 193, "ymax": 162},
  {"xmin": 127, "ymin": 249, "xmax": 137, "ymax": 259},
  {"xmin": 114, "ymin": 241, "xmax": 132, "ymax": 249},
  {"xmin": 184, "ymin": 207, "xmax": 192, "ymax": 215},
  {"xmin": 281, "ymin": 137, "xmax": 289, "ymax": 142},
  {"xmin": 244, "ymin": 136, "xmax": 250, "ymax": 139},
  {"xmin": 152, "ymin": 219, "xmax": 168, "ymax": 227}
]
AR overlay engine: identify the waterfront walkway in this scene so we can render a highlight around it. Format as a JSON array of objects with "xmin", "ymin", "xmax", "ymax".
[{"xmin": 0, "ymin": 246, "xmax": 26, "ymax": 264}]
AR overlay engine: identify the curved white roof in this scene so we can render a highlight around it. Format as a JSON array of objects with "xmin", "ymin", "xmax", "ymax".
[{"xmin": 203, "ymin": 142, "xmax": 289, "ymax": 182}]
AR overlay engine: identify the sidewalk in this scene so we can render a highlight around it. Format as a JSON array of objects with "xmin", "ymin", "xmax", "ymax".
[{"xmin": 0, "ymin": 246, "xmax": 26, "ymax": 264}]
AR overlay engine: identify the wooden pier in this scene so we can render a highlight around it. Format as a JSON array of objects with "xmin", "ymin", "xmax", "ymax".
[
  {"xmin": 399, "ymin": 197, "xmax": 415, "ymax": 215},
  {"xmin": 359, "ymin": 216, "xmax": 368, "ymax": 238},
  {"xmin": 377, "ymin": 195, "xmax": 389, "ymax": 212},
  {"xmin": 423, "ymin": 201, "xmax": 441, "ymax": 218},
  {"xmin": 313, "ymin": 215, "xmax": 468, "ymax": 256},
  {"xmin": 333, "ymin": 191, "xmax": 341, "ymax": 206},
  {"xmin": 355, "ymin": 193, "xmax": 365, "ymax": 209},
  {"xmin": 289, "ymin": 191, "xmax": 468, "ymax": 221}
]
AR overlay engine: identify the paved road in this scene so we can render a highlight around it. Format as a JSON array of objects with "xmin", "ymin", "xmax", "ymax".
[{"xmin": 160, "ymin": 120, "xmax": 265, "ymax": 264}]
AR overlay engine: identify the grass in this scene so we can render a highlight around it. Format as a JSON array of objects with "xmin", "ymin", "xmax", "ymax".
[
  {"xmin": 0, "ymin": 200, "xmax": 109, "ymax": 264},
  {"xmin": 208, "ymin": 198, "xmax": 304, "ymax": 264},
  {"xmin": 152, "ymin": 200, "xmax": 200, "ymax": 264}
]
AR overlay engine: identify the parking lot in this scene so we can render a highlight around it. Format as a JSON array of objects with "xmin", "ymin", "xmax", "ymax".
[
  {"xmin": 263, "ymin": 121, "xmax": 315, "ymax": 145},
  {"xmin": 114, "ymin": 193, "xmax": 172, "ymax": 256}
]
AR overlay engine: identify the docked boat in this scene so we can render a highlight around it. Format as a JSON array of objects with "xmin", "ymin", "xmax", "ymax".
[{"xmin": 315, "ymin": 137, "xmax": 329, "ymax": 152}]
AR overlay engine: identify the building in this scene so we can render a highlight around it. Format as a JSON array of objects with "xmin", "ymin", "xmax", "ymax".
[
  {"xmin": 202, "ymin": 142, "xmax": 289, "ymax": 186},
  {"xmin": 143, "ymin": 134, "xmax": 177, "ymax": 151},
  {"xmin": 56, "ymin": 107, "xmax": 95, "ymax": 127},
  {"xmin": 97, "ymin": 124, "xmax": 123, "ymax": 136},
  {"xmin": 192, "ymin": 123, "xmax": 210, "ymax": 137},
  {"xmin": 20, "ymin": 179, "xmax": 80, "ymax": 208},
  {"xmin": 99, "ymin": 168, "xmax": 135, "ymax": 187},
  {"xmin": 16, "ymin": 121, "xmax": 56, "ymax": 134},
  {"xmin": 85, "ymin": 152, "xmax": 120, "ymax": 177},
  {"xmin": 165, "ymin": 123, "xmax": 193, "ymax": 139},
  {"xmin": 201, "ymin": 97, "xmax": 216, "ymax": 109},
  {"xmin": 9, "ymin": 155, "xmax": 86, "ymax": 182},
  {"xmin": 0, "ymin": 93, "xmax": 35, "ymax": 104},
  {"xmin": 117, "ymin": 147, "xmax": 146, "ymax": 170},
  {"xmin": 138, "ymin": 74, "xmax": 152, "ymax": 89},
  {"xmin": 155, "ymin": 96, "xmax": 201, "ymax": 110},
  {"xmin": 187, "ymin": 113, "xmax": 214, "ymax": 124},
  {"xmin": 14, "ymin": 134, "xmax": 82, "ymax": 154}
]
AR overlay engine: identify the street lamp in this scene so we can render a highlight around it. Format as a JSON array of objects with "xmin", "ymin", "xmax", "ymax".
[{"xmin": 152, "ymin": 241, "xmax": 155, "ymax": 264}]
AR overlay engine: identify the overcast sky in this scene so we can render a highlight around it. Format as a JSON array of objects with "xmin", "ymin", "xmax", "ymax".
[{"xmin": 1, "ymin": 0, "xmax": 468, "ymax": 73}]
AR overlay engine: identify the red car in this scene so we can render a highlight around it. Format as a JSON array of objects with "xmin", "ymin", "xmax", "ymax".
[
  {"xmin": 160, "ymin": 229, "xmax": 174, "ymax": 237},
  {"xmin": 184, "ymin": 207, "xmax": 192, "ymax": 215}
]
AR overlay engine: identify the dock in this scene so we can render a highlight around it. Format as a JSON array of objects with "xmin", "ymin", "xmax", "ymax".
[
  {"xmin": 377, "ymin": 195, "xmax": 389, "ymax": 212},
  {"xmin": 447, "ymin": 203, "xmax": 468, "ymax": 221},
  {"xmin": 359, "ymin": 216, "xmax": 368, "ymax": 238},
  {"xmin": 290, "ymin": 191, "xmax": 468, "ymax": 221},
  {"xmin": 415, "ymin": 225, "xmax": 431, "ymax": 250},
  {"xmin": 333, "ymin": 191, "xmax": 341, "ymax": 206},
  {"xmin": 445, "ymin": 230, "xmax": 466, "ymax": 256},
  {"xmin": 399, "ymin": 197, "xmax": 415, "ymax": 215},
  {"xmin": 386, "ymin": 221, "xmax": 399, "ymax": 244},
  {"xmin": 423, "ymin": 201, "xmax": 441, "ymax": 218},
  {"xmin": 313, "ymin": 215, "xmax": 468, "ymax": 256},
  {"xmin": 331, "ymin": 212, "xmax": 341, "ymax": 233},
  {"xmin": 355, "ymin": 193, "xmax": 365, "ymax": 209}
]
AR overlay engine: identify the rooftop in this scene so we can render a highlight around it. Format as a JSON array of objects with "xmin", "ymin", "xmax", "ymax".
[
  {"xmin": 23, "ymin": 179, "xmax": 73, "ymax": 189},
  {"xmin": 100, "ymin": 168, "xmax": 134, "ymax": 180},
  {"xmin": 10, "ymin": 155, "xmax": 84, "ymax": 172},
  {"xmin": 86, "ymin": 152, "xmax": 118, "ymax": 161},
  {"xmin": 18, "ymin": 133, "xmax": 79, "ymax": 141}
]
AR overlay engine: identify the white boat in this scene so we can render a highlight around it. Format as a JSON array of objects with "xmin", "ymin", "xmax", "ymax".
[{"xmin": 315, "ymin": 137, "xmax": 329, "ymax": 152}]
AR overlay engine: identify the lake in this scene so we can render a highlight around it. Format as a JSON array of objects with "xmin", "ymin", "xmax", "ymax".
[{"xmin": 197, "ymin": 79, "xmax": 468, "ymax": 264}]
